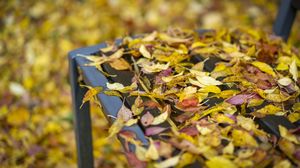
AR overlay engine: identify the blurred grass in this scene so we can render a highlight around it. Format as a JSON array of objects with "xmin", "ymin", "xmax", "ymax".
[{"xmin": 0, "ymin": 0, "xmax": 299, "ymax": 167}]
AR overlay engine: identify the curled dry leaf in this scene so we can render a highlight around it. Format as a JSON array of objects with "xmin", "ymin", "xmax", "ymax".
[
  {"xmin": 141, "ymin": 111, "xmax": 154, "ymax": 126},
  {"xmin": 290, "ymin": 59, "xmax": 298, "ymax": 81},
  {"xmin": 80, "ymin": 85, "xmax": 103, "ymax": 108}
]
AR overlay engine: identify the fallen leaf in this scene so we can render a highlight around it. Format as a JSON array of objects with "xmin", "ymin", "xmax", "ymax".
[
  {"xmin": 109, "ymin": 58, "xmax": 131, "ymax": 70},
  {"xmin": 106, "ymin": 82, "xmax": 125, "ymax": 90},
  {"xmin": 279, "ymin": 125, "xmax": 299, "ymax": 144},
  {"xmin": 206, "ymin": 156, "xmax": 237, "ymax": 168},
  {"xmin": 226, "ymin": 94, "xmax": 257, "ymax": 105},
  {"xmin": 7, "ymin": 107, "xmax": 30, "ymax": 126},
  {"xmin": 251, "ymin": 61, "xmax": 276, "ymax": 77},
  {"xmin": 80, "ymin": 85, "xmax": 103, "ymax": 108},
  {"xmin": 117, "ymin": 104, "xmax": 133, "ymax": 122},
  {"xmin": 232, "ymin": 129, "xmax": 258, "ymax": 147},
  {"xmin": 154, "ymin": 155, "xmax": 180, "ymax": 168},
  {"xmin": 278, "ymin": 77, "xmax": 292, "ymax": 86},
  {"xmin": 222, "ymin": 142, "xmax": 234, "ymax": 155},
  {"xmin": 145, "ymin": 139, "xmax": 159, "ymax": 160},
  {"xmin": 151, "ymin": 112, "xmax": 168, "ymax": 125},
  {"xmin": 139, "ymin": 45, "xmax": 152, "ymax": 59},
  {"xmin": 141, "ymin": 111, "xmax": 154, "ymax": 126},
  {"xmin": 196, "ymin": 76, "xmax": 223, "ymax": 86},
  {"xmin": 290, "ymin": 59, "xmax": 298, "ymax": 81},
  {"xmin": 125, "ymin": 152, "xmax": 147, "ymax": 168},
  {"xmin": 145, "ymin": 127, "xmax": 168, "ymax": 136}
]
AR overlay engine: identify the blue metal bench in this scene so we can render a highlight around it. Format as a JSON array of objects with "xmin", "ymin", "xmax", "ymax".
[{"xmin": 69, "ymin": 0, "xmax": 299, "ymax": 167}]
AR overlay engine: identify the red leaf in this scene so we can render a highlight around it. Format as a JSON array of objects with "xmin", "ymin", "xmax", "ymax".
[
  {"xmin": 177, "ymin": 97, "xmax": 199, "ymax": 108},
  {"xmin": 125, "ymin": 152, "xmax": 147, "ymax": 168},
  {"xmin": 226, "ymin": 94, "xmax": 258, "ymax": 105},
  {"xmin": 142, "ymin": 100, "xmax": 161, "ymax": 109},
  {"xmin": 179, "ymin": 126, "xmax": 198, "ymax": 136},
  {"xmin": 145, "ymin": 127, "xmax": 168, "ymax": 136}
]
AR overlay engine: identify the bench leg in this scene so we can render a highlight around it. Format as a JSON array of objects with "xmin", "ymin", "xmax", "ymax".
[
  {"xmin": 69, "ymin": 56, "xmax": 94, "ymax": 168},
  {"xmin": 273, "ymin": 0, "xmax": 297, "ymax": 41}
]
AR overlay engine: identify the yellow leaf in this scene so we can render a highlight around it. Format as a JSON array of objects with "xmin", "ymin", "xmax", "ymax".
[
  {"xmin": 206, "ymin": 156, "xmax": 237, "ymax": 168},
  {"xmin": 191, "ymin": 41, "xmax": 207, "ymax": 49},
  {"xmin": 274, "ymin": 160, "xmax": 291, "ymax": 168},
  {"xmin": 251, "ymin": 61, "xmax": 276, "ymax": 77},
  {"xmin": 214, "ymin": 114, "xmax": 235, "ymax": 124},
  {"xmin": 193, "ymin": 47, "xmax": 219, "ymax": 54},
  {"xmin": 287, "ymin": 112, "xmax": 300, "ymax": 123},
  {"xmin": 196, "ymin": 76, "xmax": 222, "ymax": 86},
  {"xmin": 44, "ymin": 121, "xmax": 63, "ymax": 134},
  {"xmin": 256, "ymin": 104, "xmax": 282, "ymax": 115},
  {"xmin": 279, "ymin": 125, "xmax": 299, "ymax": 144},
  {"xmin": 158, "ymin": 33, "xmax": 190, "ymax": 44},
  {"xmin": 290, "ymin": 59, "xmax": 298, "ymax": 81},
  {"xmin": 222, "ymin": 142, "xmax": 234, "ymax": 155},
  {"xmin": 143, "ymin": 62, "xmax": 170, "ymax": 73},
  {"xmin": 162, "ymin": 72, "xmax": 183, "ymax": 83},
  {"xmin": 107, "ymin": 48, "xmax": 124, "ymax": 60},
  {"xmin": 145, "ymin": 139, "xmax": 159, "ymax": 160},
  {"xmin": 139, "ymin": 44, "xmax": 152, "ymax": 59},
  {"xmin": 103, "ymin": 90, "xmax": 122, "ymax": 97},
  {"xmin": 7, "ymin": 107, "xmax": 29, "ymax": 126},
  {"xmin": 109, "ymin": 58, "xmax": 131, "ymax": 70},
  {"xmin": 154, "ymin": 155, "xmax": 180, "ymax": 168},
  {"xmin": 278, "ymin": 77, "xmax": 292, "ymax": 86},
  {"xmin": 108, "ymin": 118, "xmax": 124, "ymax": 138},
  {"xmin": 151, "ymin": 112, "xmax": 168, "ymax": 125},
  {"xmin": 0, "ymin": 106, "xmax": 8, "ymax": 119},
  {"xmin": 196, "ymin": 125, "xmax": 212, "ymax": 135},
  {"xmin": 237, "ymin": 116, "xmax": 256, "ymax": 131},
  {"xmin": 100, "ymin": 44, "xmax": 114, "ymax": 53},
  {"xmin": 80, "ymin": 85, "xmax": 103, "ymax": 108},
  {"xmin": 292, "ymin": 102, "xmax": 300, "ymax": 111},
  {"xmin": 218, "ymin": 90, "xmax": 240, "ymax": 99},
  {"xmin": 276, "ymin": 63, "xmax": 289, "ymax": 71},
  {"xmin": 190, "ymin": 105, "xmax": 224, "ymax": 121},
  {"xmin": 232, "ymin": 129, "xmax": 258, "ymax": 147},
  {"xmin": 246, "ymin": 45, "xmax": 256, "ymax": 57},
  {"xmin": 125, "ymin": 118, "xmax": 138, "ymax": 126},
  {"xmin": 142, "ymin": 31, "xmax": 157, "ymax": 42},
  {"xmin": 176, "ymin": 153, "xmax": 195, "ymax": 168},
  {"xmin": 199, "ymin": 85, "xmax": 221, "ymax": 93},
  {"xmin": 135, "ymin": 145, "xmax": 147, "ymax": 161}
]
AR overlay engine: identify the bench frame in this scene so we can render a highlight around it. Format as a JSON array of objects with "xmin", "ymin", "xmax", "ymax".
[{"xmin": 69, "ymin": 1, "xmax": 299, "ymax": 167}]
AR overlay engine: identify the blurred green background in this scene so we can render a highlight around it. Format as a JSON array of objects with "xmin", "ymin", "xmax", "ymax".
[{"xmin": 0, "ymin": 0, "xmax": 299, "ymax": 167}]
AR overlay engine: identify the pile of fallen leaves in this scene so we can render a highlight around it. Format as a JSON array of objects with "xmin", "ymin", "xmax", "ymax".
[
  {"xmin": 1, "ymin": 0, "xmax": 300, "ymax": 167},
  {"xmin": 82, "ymin": 28, "xmax": 300, "ymax": 167}
]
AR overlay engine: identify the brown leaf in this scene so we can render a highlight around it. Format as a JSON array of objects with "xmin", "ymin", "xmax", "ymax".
[{"xmin": 109, "ymin": 58, "xmax": 131, "ymax": 70}]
